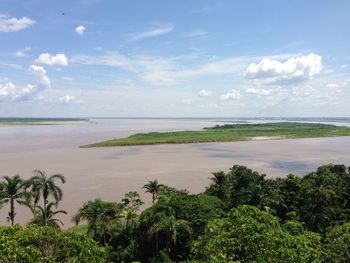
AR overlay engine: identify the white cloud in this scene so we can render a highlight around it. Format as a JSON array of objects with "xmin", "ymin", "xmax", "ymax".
[
  {"xmin": 245, "ymin": 53, "xmax": 323, "ymax": 85},
  {"xmin": 0, "ymin": 81, "xmax": 40, "ymax": 101},
  {"xmin": 62, "ymin": 76, "xmax": 74, "ymax": 81},
  {"xmin": 15, "ymin": 51, "xmax": 25, "ymax": 57},
  {"xmin": 327, "ymin": 83, "xmax": 342, "ymax": 93},
  {"xmin": 0, "ymin": 14, "xmax": 35, "ymax": 32},
  {"xmin": 59, "ymin": 95, "xmax": 76, "ymax": 103},
  {"xmin": 75, "ymin": 25, "xmax": 86, "ymax": 35},
  {"xmin": 70, "ymin": 52, "xmax": 132, "ymax": 69},
  {"xmin": 198, "ymin": 89, "xmax": 212, "ymax": 97},
  {"xmin": 129, "ymin": 25, "xmax": 173, "ymax": 42},
  {"xmin": 191, "ymin": 6, "xmax": 218, "ymax": 14},
  {"xmin": 0, "ymin": 65, "xmax": 51, "ymax": 102},
  {"xmin": 28, "ymin": 65, "xmax": 46, "ymax": 75},
  {"xmin": 0, "ymin": 61, "xmax": 22, "ymax": 70},
  {"xmin": 17, "ymin": 84, "xmax": 38, "ymax": 100},
  {"xmin": 15, "ymin": 47, "xmax": 31, "ymax": 57},
  {"xmin": 28, "ymin": 65, "xmax": 51, "ymax": 90},
  {"xmin": 71, "ymin": 52, "xmax": 245, "ymax": 85},
  {"xmin": 341, "ymin": 64, "xmax": 348, "ymax": 69},
  {"xmin": 0, "ymin": 81, "xmax": 16, "ymax": 99},
  {"xmin": 291, "ymin": 85, "xmax": 317, "ymax": 98},
  {"xmin": 181, "ymin": 98, "xmax": 193, "ymax": 105},
  {"xmin": 197, "ymin": 103, "xmax": 218, "ymax": 109},
  {"xmin": 186, "ymin": 30, "xmax": 208, "ymax": 37},
  {"xmin": 70, "ymin": 52, "xmax": 301, "ymax": 86},
  {"xmin": 35, "ymin": 53, "xmax": 68, "ymax": 66},
  {"xmin": 245, "ymin": 87, "xmax": 272, "ymax": 96},
  {"xmin": 220, "ymin": 89, "xmax": 241, "ymax": 100}
]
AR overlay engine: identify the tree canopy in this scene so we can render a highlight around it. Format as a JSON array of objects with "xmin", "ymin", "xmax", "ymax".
[
  {"xmin": 2, "ymin": 164, "xmax": 350, "ymax": 262},
  {"xmin": 0, "ymin": 225, "xmax": 106, "ymax": 262}
]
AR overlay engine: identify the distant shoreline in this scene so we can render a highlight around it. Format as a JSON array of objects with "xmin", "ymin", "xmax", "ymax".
[{"xmin": 0, "ymin": 118, "xmax": 89, "ymax": 126}]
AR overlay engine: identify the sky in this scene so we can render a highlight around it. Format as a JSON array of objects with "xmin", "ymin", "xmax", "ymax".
[{"xmin": 0, "ymin": 0, "xmax": 350, "ymax": 117}]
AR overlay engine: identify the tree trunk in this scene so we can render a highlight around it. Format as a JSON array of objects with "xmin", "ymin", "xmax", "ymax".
[
  {"xmin": 44, "ymin": 197, "xmax": 48, "ymax": 226},
  {"xmin": 10, "ymin": 197, "xmax": 15, "ymax": 226},
  {"xmin": 152, "ymin": 193, "xmax": 155, "ymax": 204},
  {"xmin": 156, "ymin": 232, "xmax": 159, "ymax": 255}
]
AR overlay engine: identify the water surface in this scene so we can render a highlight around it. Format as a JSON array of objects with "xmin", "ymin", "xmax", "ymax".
[{"xmin": 1, "ymin": 118, "xmax": 350, "ymax": 227}]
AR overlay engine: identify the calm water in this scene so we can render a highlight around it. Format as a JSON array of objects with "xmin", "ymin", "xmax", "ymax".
[{"xmin": 1, "ymin": 118, "xmax": 350, "ymax": 227}]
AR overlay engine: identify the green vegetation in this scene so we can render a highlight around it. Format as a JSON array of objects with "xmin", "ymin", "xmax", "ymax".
[
  {"xmin": 67, "ymin": 224, "xmax": 89, "ymax": 235},
  {"xmin": 142, "ymin": 180, "xmax": 165, "ymax": 204},
  {"xmin": 192, "ymin": 206, "xmax": 322, "ymax": 263},
  {"xmin": 2, "ymin": 163, "xmax": 350, "ymax": 262},
  {"xmin": 82, "ymin": 122, "xmax": 350, "ymax": 147},
  {"xmin": 0, "ymin": 117, "xmax": 88, "ymax": 126},
  {"xmin": 0, "ymin": 225, "xmax": 106, "ymax": 262},
  {"xmin": 0, "ymin": 175, "xmax": 28, "ymax": 226}
]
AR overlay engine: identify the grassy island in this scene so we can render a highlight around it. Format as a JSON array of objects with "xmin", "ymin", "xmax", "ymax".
[{"xmin": 82, "ymin": 122, "xmax": 350, "ymax": 147}]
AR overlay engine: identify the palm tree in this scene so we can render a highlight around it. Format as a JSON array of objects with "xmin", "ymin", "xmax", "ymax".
[
  {"xmin": 29, "ymin": 202, "xmax": 67, "ymax": 228},
  {"xmin": 143, "ymin": 180, "xmax": 164, "ymax": 204},
  {"xmin": 72, "ymin": 199, "xmax": 122, "ymax": 244},
  {"xmin": 147, "ymin": 212, "xmax": 191, "ymax": 256},
  {"xmin": 27, "ymin": 170, "xmax": 66, "ymax": 211},
  {"xmin": 209, "ymin": 171, "xmax": 227, "ymax": 200},
  {"xmin": 0, "ymin": 175, "xmax": 28, "ymax": 226}
]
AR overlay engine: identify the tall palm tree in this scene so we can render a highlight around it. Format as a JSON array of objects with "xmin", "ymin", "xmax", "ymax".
[
  {"xmin": 27, "ymin": 170, "xmax": 66, "ymax": 211},
  {"xmin": 143, "ymin": 180, "xmax": 164, "ymax": 204},
  {"xmin": 72, "ymin": 199, "xmax": 122, "ymax": 244},
  {"xmin": 147, "ymin": 212, "xmax": 191, "ymax": 256},
  {"xmin": 210, "ymin": 171, "xmax": 227, "ymax": 200},
  {"xmin": 29, "ymin": 202, "xmax": 67, "ymax": 228},
  {"xmin": 0, "ymin": 175, "xmax": 28, "ymax": 226}
]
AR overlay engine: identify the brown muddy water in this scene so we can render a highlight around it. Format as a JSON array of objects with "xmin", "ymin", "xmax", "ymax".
[{"xmin": 1, "ymin": 118, "xmax": 350, "ymax": 227}]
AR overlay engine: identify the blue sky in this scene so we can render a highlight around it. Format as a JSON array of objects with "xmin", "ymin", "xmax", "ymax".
[{"xmin": 0, "ymin": 0, "xmax": 349, "ymax": 117}]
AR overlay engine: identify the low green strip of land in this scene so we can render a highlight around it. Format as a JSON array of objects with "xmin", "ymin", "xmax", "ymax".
[
  {"xmin": 0, "ymin": 118, "xmax": 88, "ymax": 126},
  {"xmin": 82, "ymin": 122, "xmax": 350, "ymax": 148}
]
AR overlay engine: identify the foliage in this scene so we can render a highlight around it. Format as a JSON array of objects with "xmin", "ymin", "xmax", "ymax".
[
  {"xmin": 206, "ymin": 164, "xmax": 350, "ymax": 233},
  {"xmin": 143, "ymin": 180, "xmax": 165, "ymax": 204},
  {"xmin": 163, "ymin": 192, "xmax": 225, "ymax": 238},
  {"xmin": 192, "ymin": 205, "xmax": 322, "ymax": 263},
  {"xmin": 0, "ymin": 225, "xmax": 106, "ymax": 262},
  {"xmin": 72, "ymin": 198, "xmax": 122, "ymax": 244},
  {"xmin": 206, "ymin": 171, "xmax": 227, "ymax": 201},
  {"xmin": 29, "ymin": 202, "xmax": 67, "ymax": 229},
  {"xmin": 137, "ymin": 189, "xmax": 224, "ymax": 262},
  {"xmin": 26, "ymin": 170, "xmax": 66, "ymax": 210},
  {"xmin": 121, "ymin": 191, "xmax": 144, "ymax": 226},
  {"xmin": 67, "ymin": 224, "xmax": 88, "ymax": 235},
  {"xmin": 2, "ymin": 164, "xmax": 350, "ymax": 262},
  {"xmin": 323, "ymin": 223, "xmax": 350, "ymax": 263},
  {"xmin": 283, "ymin": 220, "xmax": 305, "ymax": 235},
  {"xmin": 0, "ymin": 175, "xmax": 29, "ymax": 226}
]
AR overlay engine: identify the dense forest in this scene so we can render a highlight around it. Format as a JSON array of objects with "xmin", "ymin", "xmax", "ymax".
[{"xmin": 1, "ymin": 164, "xmax": 350, "ymax": 262}]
